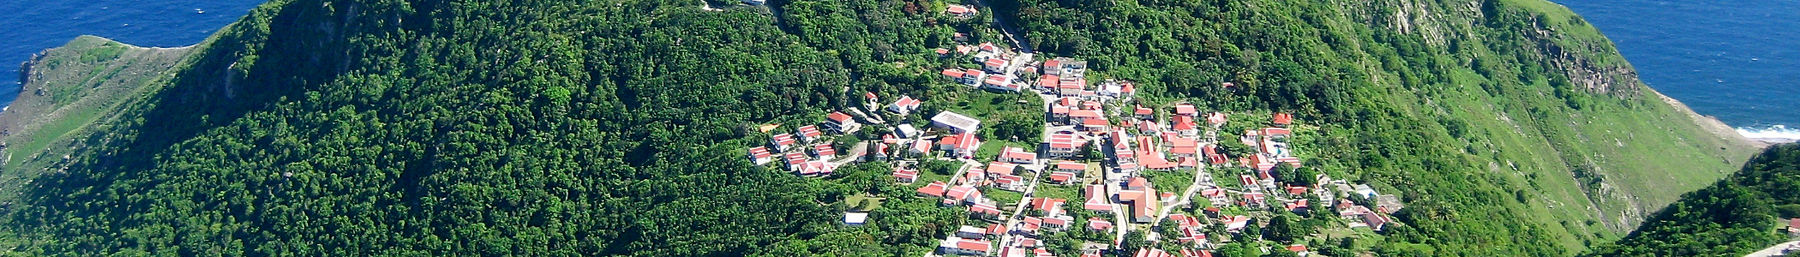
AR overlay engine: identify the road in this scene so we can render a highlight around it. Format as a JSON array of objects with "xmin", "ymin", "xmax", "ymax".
[
  {"xmin": 830, "ymin": 142, "xmax": 870, "ymax": 166},
  {"xmin": 1746, "ymin": 240, "xmax": 1800, "ymax": 257},
  {"xmin": 970, "ymin": 0, "xmax": 1033, "ymax": 53}
]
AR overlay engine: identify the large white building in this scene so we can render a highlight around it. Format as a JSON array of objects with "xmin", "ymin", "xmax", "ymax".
[{"xmin": 931, "ymin": 111, "xmax": 981, "ymax": 134}]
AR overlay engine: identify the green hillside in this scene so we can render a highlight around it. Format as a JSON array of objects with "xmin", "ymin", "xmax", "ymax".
[
  {"xmin": 0, "ymin": 0, "xmax": 1759, "ymax": 256},
  {"xmin": 1584, "ymin": 144, "xmax": 1800, "ymax": 256}
]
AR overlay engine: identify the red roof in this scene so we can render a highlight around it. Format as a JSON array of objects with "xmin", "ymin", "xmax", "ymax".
[
  {"xmin": 1127, "ymin": 177, "xmax": 1148, "ymax": 189},
  {"xmin": 1087, "ymin": 217, "xmax": 1113, "ymax": 230},
  {"xmin": 956, "ymin": 240, "xmax": 991, "ymax": 252},
  {"xmin": 1048, "ymin": 171, "xmax": 1076, "ymax": 183},
  {"xmin": 1286, "ymin": 245, "xmax": 1308, "ymax": 253},
  {"xmin": 1287, "ymin": 186, "xmax": 1309, "ymax": 195},
  {"xmin": 827, "ymin": 112, "xmax": 853, "ymax": 124},
  {"xmin": 893, "ymin": 96, "xmax": 921, "ymax": 109},
  {"xmin": 1791, "ymin": 218, "xmax": 1800, "ymax": 228},
  {"xmin": 1030, "ymin": 198, "xmax": 1067, "ymax": 212},
  {"xmin": 1273, "ymin": 113, "xmax": 1293, "ymax": 125},
  {"xmin": 1057, "ymin": 161, "xmax": 1087, "ymax": 171},
  {"xmin": 1135, "ymin": 105, "xmax": 1153, "ymax": 115},
  {"xmin": 941, "ymin": 69, "xmax": 966, "ymax": 78},
  {"xmin": 945, "ymin": 5, "xmax": 973, "ymax": 15},
  {"xmin": 1043, "ymin": 59, "xmax": 1060, "ymax": 69},
  {"xmin": 1039, "ymin": 75, "xmax": 1060, "ymax": 88},
  {"xmin": 813, "ymin": 144, "xmax": 836, "ymax": 156},
  {"xmin": 1121, "ymin": 82, "xmax": 1135, "ymax": 94},
  {"xmin": 935, "ymin": 48, "xmax": 950, "ymax": 55},
  {"xmin": 1263, "ymin": 127, "xmax": 1292, "ymax": 137},
  {"xmin": 985, "ymin": 58, "xmax": 1008, "ymax": 68},
  {"xmin": 987, "ymin": 224, "xmax": 1007, "ymax": 235},
  {"xmin": 987, "ymin": 162, "xmax": 1017, "ymax": 175},
  {"xmin": 748, "ymin": 146, "xmax": 772, "ymax": 158},
  {"xmin": 970, "ymin": 202, "xmax": 1002, "ymax": 216},
  {"xmin": 1172, "ymin": 115, "xmax": 1198, "ymax": 131},
  {"xmin": 1207, "ymin": 112, "xmax": 1227, "ymax": 125},
  {"xmin": 1174, "ymin": 104, "xmax": 1197, "ymax": 116},
  {"xmin": 797, "ymin": 125, "xmax": 822, "ymax": 138},
  {"xmin": 916, "ymin": 181, "xmax": 949, "ymax": 196}
]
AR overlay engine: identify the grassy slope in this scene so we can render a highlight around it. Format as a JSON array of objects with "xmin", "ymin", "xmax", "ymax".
[
  {"xmin": 0, "ymin": 36, "xmax": 196, "ymax": 194},
  {"xmin": 1343, "ymin": 0, "xmax": 1760, "ymax": 251}
]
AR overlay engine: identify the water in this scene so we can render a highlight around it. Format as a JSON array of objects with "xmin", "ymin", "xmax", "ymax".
[
  {"xmin": 0, "ymin": 0, "xmax": 264, "ymax": 107},
  {"xmin": 1555, "ymin": 0, "xmax": 1800, "ymax": 141}
]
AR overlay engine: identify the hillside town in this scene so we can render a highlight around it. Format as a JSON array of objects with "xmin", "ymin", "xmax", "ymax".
[{"xmin": 736, "ymin": 3, "xmax": 1412, "ymax": 257}]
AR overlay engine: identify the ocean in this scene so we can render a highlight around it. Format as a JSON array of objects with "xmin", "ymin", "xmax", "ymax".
[
  {"xmin": 1555, "ymin": 0, "xmax": 1800, "ymax": 141},
  {"xmin": 0, "ymin": 0, "xmax": 1793, "ymax": 140},
  {"xmin": 0, "ymin": 0, "xmax": 264, "ymax": 107}
]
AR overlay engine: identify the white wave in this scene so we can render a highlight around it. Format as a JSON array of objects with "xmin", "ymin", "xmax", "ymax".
[{"xmin": 1737, "ymin": 125, "xmax": 1800, "ymax": 143}]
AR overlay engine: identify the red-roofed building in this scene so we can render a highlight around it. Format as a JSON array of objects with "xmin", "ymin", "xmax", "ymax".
[
  {"xmin": 994, "ymin": 174, "xmax": 1027, "ymax": 192},
  {"xmin": 1169, "ymin": 137, "xmax": 1198, "ymax": 158},
  {"xmin": 1286, "ymin": 186, "xmax": 1309, "ymax": 196},
  {"xmin": 1087, "ymin": 217, "xmax": 1113, "ymax": 231},
  {"xmin": 1000, "ymin": 147, "xmax": 1037, "ymax": 164},
  {"xmin": 746, "ymin": 146, "xmax": 774, "ymax": 165},
  {"xmin": 939, "ymin": 133, "xmax": 982, "ymax": 159},
  {"xmin": 940, "ymin": 238, "xmax": 992, "ymax": 256},
  {"xmin": 1788, "ymin": 219, "xmax": 1800, "ymax": 235},
  {"xmin": 888, "ymin": 167, "xmax": 916, "ymax": 182},
  {"xmin": 812, "ymin": 144, "xmax": 837, "ymax": 159},
  {"xmin": 1134, "ymin": 105, "xmax": 1154, "ymax": 120},
  {"xmin": 984, "ymin": 58, "xmax": 1010, "ymax": 72},
  {"xmin": 944, "ymin": 4, "xmax": 977, "ymax": 18},
  {"xmin": 1171, "ymin": 115, "xmax": 1199, "ymax": 136},
  {"xmin": 1242, "ymin": 192, "xmax": 1267, "ymax": 208},
  {"xmin": 958, "ymin": 69, "xmax": 986, "ymax": 85},
  {"xmin": 771, "ymin": 133, "xmax": 798, "ymax": 152},
  {"xmin": 984, "ymin": 74, "xmax": 1022, "ymax": 92},
  {"xmin": 1056, "ymin": 161, "xmax": 1087, "ymax": 174},
  {"xmin": 1069, "ymin": 109, "xmax": 1103, "ymax": 124},
  {"xmin": 1284, "ymin": 199, "xmax": 1311, "ymax": 214},
  {"xmin": 1030, "ymin": 198, "xmax": 1067, "ymax": 214},
  {"xmin": 889, "ymin": 95, "xmax": 922, "ymax": 116},
  {"xmin": 970, "ymin": 202, "xmax": 1003, "ymax": 220},
  {"xmin": 1174, "ymin": 103, "xmax": 1197, "ymax": 117},
  {"xmin": 1084, "ymin": 184, "xmax": 1113, "ymax": 213},
  {"xmin": 797, "ymin": 160, "xmax": 838, "ymax": 176},
  {"xmin": 1042, "ymin": 216, "xmax": 1071, "ymax": 231},
  {"xmin": 1203, "ymin": 188, "xmax": 1227, "ymax": 205},
  {"xmin": 1135, "ymin": 248, "xmax": 1175, "ymax": 257},
  {"xmin": 1180, "ymin": 249, "xmax": 1213, "ymax": 257},
  {"xmin": 1222, "ymin": 215, "xmax": 1251, "ymax": 232},
  {"xmin": 1262, "ymin": 127, "xmax": 1293, "ymax": 139},
  {"xmin": 942, "ymin": 68, "xmax": 967, "ymax": 78},
  {"xmin": 1207, "ymin": 112, "xmax": 1227, "ymax": 126},
  {"xmin": 987, "ymin": 224, "xmax": 1008, "ymax": 236},
  {"xmin": 1047, "ymin": 134, "xmax": 1083, "ymax": 158},
  {"xmin": 783, "ymin": 152, "xmax": 809, "ymax": 170},
  {"xmin": 1273, "ymin": 113, "xmax": 1293, "ymax": 127},
  {"xmin": 1082, "ymin": 117, "xmax": 1110, "ymax": 131},
  {"xmin": 946, "ymin": 185, "xmax": 983, "ymax": 205},
  {"xmin": 794, "ymin": 125, "xmax": 822, "ymax": 143},
  {"xmin": 1048, "ymin": 171, "xmax": 1076, "ymax": 185},
  {"xmin": 935, "ymin": 48, "xmax": 950, "ymax": 56},
  {"xmin": 825, "ymin": 112, "xmax": 860, "ymax": 133}
]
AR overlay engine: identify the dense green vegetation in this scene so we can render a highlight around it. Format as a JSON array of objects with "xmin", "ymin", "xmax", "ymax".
[
  {"xmin": 0, "ymin": 0, "xmax": 1761, "ymax": 256},
  {"xmin": 993, "ymin": 0, "xmax": 1757, "ymax": 254},
  {"xmin": 1584, "ymin": 144, "xmax": 1800, "ymax": 256}
]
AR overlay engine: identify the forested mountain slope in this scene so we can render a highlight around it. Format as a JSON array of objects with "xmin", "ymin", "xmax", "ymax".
[
  {"xmin": 0, "ymin": 0, "xmax": 1759, "ymax": 256},
  {"xmin": 1584, "ymin": 144, "xmax": 1800, "ymax": 256}
]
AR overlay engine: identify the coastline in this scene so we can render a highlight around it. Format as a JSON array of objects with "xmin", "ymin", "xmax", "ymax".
[{"xmin": 1649, "ymin": 86, "xmax": 1772, "ymax": 148}]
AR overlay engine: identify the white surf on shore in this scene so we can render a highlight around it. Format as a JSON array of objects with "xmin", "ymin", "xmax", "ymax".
[{"xmin": 1737, "ymin": 125, "xmax": 1800, "ymax": 144}]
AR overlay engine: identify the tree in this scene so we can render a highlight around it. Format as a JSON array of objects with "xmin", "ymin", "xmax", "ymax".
[{"xmin": 1265, "ymin": 215, "xmax": 1300, "ymax": 243}]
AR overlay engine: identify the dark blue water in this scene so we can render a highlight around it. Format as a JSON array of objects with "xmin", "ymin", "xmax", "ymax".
[
  {"xmin": 1556, "ymin": 0, "xmax": 1800, "ymax": 140},
  {"xmin": 0, "ymin": 0, "xmax": 264, "ymax": 107}
]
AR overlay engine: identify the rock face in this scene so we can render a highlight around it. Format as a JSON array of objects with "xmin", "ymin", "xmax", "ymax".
[{"xmin": 17, "ymin": 53, "xmax": 36, "ymax": 86}]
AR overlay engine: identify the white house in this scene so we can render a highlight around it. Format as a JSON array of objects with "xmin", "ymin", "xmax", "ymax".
[{"xmin": 932, "ymin": 111, "xmax": 982, "ymax": 134}]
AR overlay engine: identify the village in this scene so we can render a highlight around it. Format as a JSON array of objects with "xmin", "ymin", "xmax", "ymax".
[{"xmin": 737, "ymin": 3, "xmax": 1408, "ymax": 257}]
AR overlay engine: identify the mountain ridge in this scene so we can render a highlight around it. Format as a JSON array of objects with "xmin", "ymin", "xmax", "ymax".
[{"xmin": 0, "ymin": 0, "xmax": 1764, "ymax": 256}]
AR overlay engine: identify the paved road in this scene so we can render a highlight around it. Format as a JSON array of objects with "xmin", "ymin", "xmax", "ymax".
[{"xmin": 1746, "ymin": 240, "xmax": 1800, "ymax": 257}]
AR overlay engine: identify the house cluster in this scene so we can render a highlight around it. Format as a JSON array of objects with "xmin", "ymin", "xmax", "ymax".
[
  {"xmin": 746, "ymin": 122, "xmax": 844, "ymax": 177},
  {"xmin": 940, "ymin": 42, "xmax": 1028, "ymax": 93}
]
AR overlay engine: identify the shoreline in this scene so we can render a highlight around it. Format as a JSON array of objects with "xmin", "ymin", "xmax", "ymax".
[{"xmin": 1649, "ymin": 87, "xmax": 1770, "ymax": 148}]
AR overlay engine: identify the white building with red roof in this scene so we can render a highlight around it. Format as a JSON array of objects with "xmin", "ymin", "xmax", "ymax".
[
  {"xmin": 944, "ymin": 4, "xmax": 977, "ymax": 18},
  {"xmin": 796, "ymin": 125, "xmax": 823, "ymax": 143},
  {"xmin": 938, "ymin": 132, "xmax": 982, "ymax": 159},
  {"xmin": 824, "ymin": 112, "xmax": 860, "ymax": 133},
  {"xmin": 1047, "ymin": 134, "xmax": 1083, "ymax": 158},
  {"xmin": 746, "ymin": 146, "xmax": 774, "ymax": 165},
  {"xmin": 771, "ymin": 133, "xmax": 797, "ymax": 152},
  {"xmin": 888, "ymin": 95, "xmax": 922, "ymax": 116},
  {"xmin": 1084, "ymin": 184, "xmax": 1113, "ymax": 213},
  {"xmin": 939, "ymin": 237, "xmax": 992, "ymax": 256},
  {"xmin": 893, "ymin": 168, "xmax": 919, "ymax": 183},
  {"xmin": 999, "ymin": 146, "xmax": 1037, "ymax": 164},
  {"xmin": 1048, "ymin": 171, "xmax": 1076, "ymax": 185},
  {"xmin": 916, "ymin": 181, "xmax": 950, "ymax": 197},
  {"xmin": 783, "ymin": 152, "xmax": 809, "ymax": 170},
  {"xmin": 970, "ymin": 202, "xmax": 1003, "ymax": 220},
  {"xmin": 984, "ymin": 57, "xmax": 1011, "ymax": 73},
  {"xmin": 812, "ymin": 144, "xmax": 836, "ymax": 159},
  {"xmin": 1174, "ymin": 103, "xmax": 1197, "ymax": 117}
]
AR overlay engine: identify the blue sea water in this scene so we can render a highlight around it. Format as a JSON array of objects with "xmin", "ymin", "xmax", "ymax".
[
  {"xmin": 1556, "ymin": 0, "xmax": 1800, "ymax": 141},
  {"xmin": 0, "ymin": 0, "xmax": 264, "ymax": 107}
]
